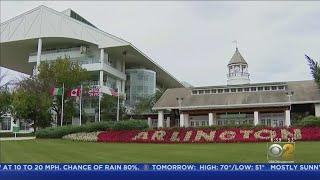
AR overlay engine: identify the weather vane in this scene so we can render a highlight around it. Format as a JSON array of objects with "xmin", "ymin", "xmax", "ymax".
[{"xmin": 232, "ymin": 40, "xmax": 238, "ymax": 49}]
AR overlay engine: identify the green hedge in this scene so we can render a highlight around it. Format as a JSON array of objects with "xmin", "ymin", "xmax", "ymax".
[
  {"xmin": 113, "ymin": 120, "xmax": 149, "ymax": 131},
  {"xmin": 0, "ymin": 132, "xmax": 35, "ymax": 138},
  {"xmin": 294, "ymin": 116, "xmax": 320, "ymax": 127},
  {"xmin": 36, "ymin": 120, "xmax": 148, "ymax": 138}
]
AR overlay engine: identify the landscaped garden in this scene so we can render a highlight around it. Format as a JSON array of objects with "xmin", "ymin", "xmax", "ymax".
[{"xmin": 1, "ymin": 118, "xmax": 320, "ymax": 163}]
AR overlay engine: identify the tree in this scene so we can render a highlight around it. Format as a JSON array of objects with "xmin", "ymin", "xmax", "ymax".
[
  {"xmin": 132, "ymin": 88, "xmax": 166, "ymax": 114},
  {"xmin": 12, "ymin": 77, "xmax": 52, "ymax": 132},
  {"xmin": 37, "ymin": 58, "xmax": 89, "ymax": 125},
  {"xmin": 306, "ymin": 55, "xmax": 320, "ymax": 86},
  {"xmin": 0, "ymin": 89, "xmax": 12, "ymax": 120},
  {"xmin": 0, "ymin": 71, "xmax": 13, "ymax": 121},
  {"xmin": 100, "ymin": 95, "xmax": 126, "ymax": 121}
]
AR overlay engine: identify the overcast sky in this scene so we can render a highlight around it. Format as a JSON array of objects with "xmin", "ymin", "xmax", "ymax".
[{"xmin": 1, "ymin": 1, "xmax": 319, "ymax": 86}]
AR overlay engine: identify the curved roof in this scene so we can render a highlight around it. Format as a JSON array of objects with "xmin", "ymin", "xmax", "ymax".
[
  {"xmin": 228, "ymin": 48, "xmax": 247, "ymax": 65},
  {"xmin": 0, "ymin": 5, "xmax": 184, "ymax": 88}
]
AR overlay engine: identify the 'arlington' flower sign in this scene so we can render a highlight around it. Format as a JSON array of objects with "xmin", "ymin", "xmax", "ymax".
[{"xmin": 97, "ymin": 128, "xmax": 320, "ymax": 143}]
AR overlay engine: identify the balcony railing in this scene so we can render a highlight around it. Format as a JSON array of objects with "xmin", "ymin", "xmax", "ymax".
[
  {"xmin": 29, "ymin": 47, "xmax": 81, "ymax": 56},
  {"xmin": 227, "ymin": 72, "xmax": 250, "ymax": 78}
]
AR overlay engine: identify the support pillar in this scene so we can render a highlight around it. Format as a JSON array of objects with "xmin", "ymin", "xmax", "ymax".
[
  {"xmin": 315, "ymin": 103, "xmax": 320, "ymax": 117},
  {"xmin": 100, "ymin": 48, "xmax": 105, "ymax": 64},
  {"xmin": 158, "ymin": 111, "xmax": 164, "ymax": 128},
  {"xmin": 180, "ymin": 113, "xmax": 189, "ymax": 127},
  {"xmin": 285, "ymin": 109, "xmax": 291, "ymax": 127},
  {"xmin": 166, "ymin": 117, "xmax": 170, "ymax": 128},
  {"xmin": 208, "ymin": 113, "xmax": 214, "ymax": 126},
  {"xmin": 35, "ymin": 38, "xmax": 42, "ymax": 75},
  {"xmin": 180, "ymin": 113, "xmax": 184, "ymax": 127},
  {"xmin": 147, "ymin": 117, "xmax": 152, "ymax": 128},
  {"xmin": 99, "ymin": 71, "xmax": 104, "ymax": 87},
  {"xmin": 254, "ymin": 111, "xmax": 259, "ymax": 126}
]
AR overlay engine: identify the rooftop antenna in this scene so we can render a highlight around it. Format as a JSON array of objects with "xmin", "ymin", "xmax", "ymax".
[{"xmin": 232, "ymin": 40, "xmax": 238, "ymax": 49}]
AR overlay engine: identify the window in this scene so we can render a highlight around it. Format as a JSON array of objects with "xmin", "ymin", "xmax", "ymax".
[
  {"xmin": 231, "ymin": 88, "xmax": 236, "ymax": 92},
  {"xmin": 244, "ymin": 88, "xmax": 249, "ymax": 92},
  {"xmin": 191, "ymin": 121, "xmax": 194, "ymax": 127},
  {"xmin": 201, "ymin": 121, "xmax": 206, "ymax": 126},
  {"xmin": 218, "ymin": 89, "xmax": 223, "ymax": 93},
  {"xmin": 192, "ymin": 90, "xmax": 198, "ymax": 95},
  {"xmin": 237, "ymin": 88, "xmax": 243, "ymax": 92},
  {"xmin": 211, "ymin": 89, "xmax": 217, "ymax": 93},
  {"xmin": 224, "ymin": 89, "xmax": 229, "ymax": 93},
  {"xmin": 205, "ymin": 90, "xmax": 210, "ymax": 94},
  {"xmin": 271, "ymin": 86, "xmax": 277, "ymax": 90},
  {"xmin": 1, "ymin": 117, "xmax": 11, "ymax": 130},
  {"xmin": 278, "ymin": 86, "xmax": 284, "ymax": 90},
  {"xmin": 258, "ymin": 87, "xmax": 263, "ymax": 91},
  {"xmin": 251, "ymin": 87, "xmax": 256, "ymax": 91},
  {"xmin": 199, "ymin": 90, "xmax": 204, "ymax": 94},
  {"xmin": 195, "ymin": 121, "xmax": 199, "ymax": 127},
  {"xmin": 264, "ymin": 86, "xmax": 270, "ymax": 90}
]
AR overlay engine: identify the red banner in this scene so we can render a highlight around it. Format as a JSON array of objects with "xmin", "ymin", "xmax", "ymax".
[{"xmin": 97, "ymin": 128, "xmax": 320, "ymax": 143}]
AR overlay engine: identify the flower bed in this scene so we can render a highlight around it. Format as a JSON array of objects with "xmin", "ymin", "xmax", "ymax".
[
  {"xmin": 62, "ymin": 132, "xmax": 100, "ymax": 142},
  {"xmin": 97, "ymin": 127, "xmax": 320, "ymax": 143}
]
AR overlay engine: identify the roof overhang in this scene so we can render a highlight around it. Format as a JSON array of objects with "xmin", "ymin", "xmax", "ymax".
[{"xmin": 152, "ymin": 100, "xmax": 320, "ymax": 111}]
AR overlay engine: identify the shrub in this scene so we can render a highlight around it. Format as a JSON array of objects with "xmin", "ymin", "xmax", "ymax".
[
  {"xmin": 295, "ymin": 116, "xmax": 320, "ymax": 127},
  {"xmin": 0, "ymin": 132, "xmax": 35, "ymax": 138},
  {"xmin": 36, "ymin": 120, "xmax": 148, "ymax": 138},
  {"xmin": 112, "ymin": 120, "xmax": 148, "ymax": 131},
  {"xmin": 62, "ymin": 132, "xmax": 99, "ymax": 142}
]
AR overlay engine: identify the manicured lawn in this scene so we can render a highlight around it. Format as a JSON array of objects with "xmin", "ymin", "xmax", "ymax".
[{"xmin": 1, "ymin": 139, "xmax": 320, "ymax": 163}]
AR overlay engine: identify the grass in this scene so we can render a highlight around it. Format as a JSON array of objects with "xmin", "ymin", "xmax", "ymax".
[{"xmin": 1, "ymin": 139, "xmax": 320, "ymax": 163}]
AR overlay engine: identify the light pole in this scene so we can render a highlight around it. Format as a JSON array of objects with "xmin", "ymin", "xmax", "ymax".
[
  {"xmin": 176, "ymin": 97, "xmax": 184, "ymax": 127},
  {"xmin": 286, "ymin": 90, "xmax": 294, "ymax": 110}
]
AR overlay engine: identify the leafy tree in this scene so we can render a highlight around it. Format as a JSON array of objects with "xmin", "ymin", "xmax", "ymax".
[
  {"xmin": 37, "ymin": 58, "xmax": 89, "ymax": 125},
  {"xmin": 132, "ymin": 88, "xmax": 166, "ymax": 114},
  {"xmin": 100, "ymin": 95, "xmax": 126, "ymax": 121},
  {"xmin": 12, "ymin": 77, "xmax": 52, "ymax": 132},
  {"xmin": 0, "ymin": 89, "xmax": 12, "ymax": 120},
  {"xmin": 306, "ymin": 55, "xmax": 320, "ymax": 86},
  {"xmin": 0, "ymin": 71, "xmax": 13, "ymax": 121}
]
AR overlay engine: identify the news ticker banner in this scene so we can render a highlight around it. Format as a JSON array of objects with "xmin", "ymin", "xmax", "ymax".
[{"xmin": 1, "ymin": 163, "xmax": 320, "ymax": 172}]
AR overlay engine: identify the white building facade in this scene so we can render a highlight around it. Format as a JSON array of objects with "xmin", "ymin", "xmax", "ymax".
[
  {"xmin": 152, "ymin": 48, "xmax": 320, "ymax": 129},
  {"xmin": 0, "ymin": 6, "xmax": 183, "ymax": 131}
]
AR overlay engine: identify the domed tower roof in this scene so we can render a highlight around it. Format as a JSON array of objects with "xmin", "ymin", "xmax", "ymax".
[{"xmin": 228, "ymin": 48, "xmax": 247, "ymax": 65}]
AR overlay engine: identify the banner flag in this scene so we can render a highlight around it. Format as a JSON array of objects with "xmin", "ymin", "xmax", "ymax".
[
  {"xmin": 49, "ymin": 87, "xmax": 63, "ymax": 96},
  {"xmin": 88, "ymin": 87, "xmax": 100, "ymax": 97},
  {"xmin": 68, "ymin": 88, "xmax": 81, "ymax": 97},
  {"xmin": 106, "ymin": 87, "xmax": 118, "ymax": 97}
]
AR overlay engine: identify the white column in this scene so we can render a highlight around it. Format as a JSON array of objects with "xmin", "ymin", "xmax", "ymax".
[
  {"xmin": 35, "ymin": 38, "xmax": 42, "ymax": 74},
  {"xmin": 10, "ymin": 117, "xmax": 14, "ymax": 132},
  {"xmin": 315, "ymin": 103, "xmax": 320, "ymax": 117},
  {"xmin": 285, "ymin": 109, "xmax": 291, "ymax": 127},
  {"xmin": 180, "ymin": 113, "xmax": 184, "ymax": 127},
  {"xmin": 147, "ymin": 117, "xmax": 152, "ymax": 128},
  {"xmin": 158, "ymin": 111, "xmax": 164, "ymax": 128},
  {"xmin": 166, "ymin": 117, "xmax": 170, "ymax": 128},
  {"xmin": 254, "ymin": 111, "xmax": 259, "ymax": 126},
  {"xmin": 209, "ymin": 113, "xmax": 214, "ymax": 126},
  {"xmin": 100, "ymin": 48, "xmax": 105, "ymax": 64},
  {"xmin": 179, "ymin": 113, "xmax": 189, "ymax": 127},
  {"xmin": 99, "ymin": 71, "xmax": 104, "ymax": 87}
]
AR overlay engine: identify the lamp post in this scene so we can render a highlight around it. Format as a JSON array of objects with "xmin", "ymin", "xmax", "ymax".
[
  {"xmin": 286, "ymin": 90, "xmax": 294, "ymax": 110},
  {"xmin": 176, "ymin": 97, "xmax": 184, "ymax": 127}
]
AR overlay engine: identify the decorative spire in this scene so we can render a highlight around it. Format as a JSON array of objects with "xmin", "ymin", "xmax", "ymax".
[{"xmin": 228, "ymin": 47, "xmax": 247, "ymax": 65}]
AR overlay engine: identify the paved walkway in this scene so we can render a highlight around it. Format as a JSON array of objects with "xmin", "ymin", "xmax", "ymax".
[{"xmin": 0, "ymin": 137, "xmax": 36, "ymax": 141}]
